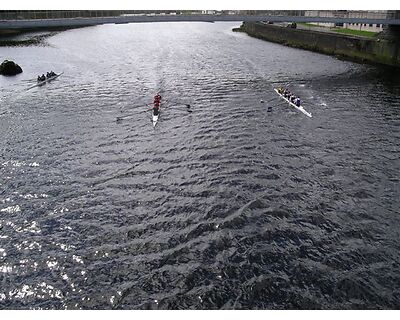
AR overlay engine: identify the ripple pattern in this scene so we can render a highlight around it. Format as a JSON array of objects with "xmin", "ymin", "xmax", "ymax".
[{"xmin": 0, "ymin": 22, "xmax": 400, "ymax": 309}]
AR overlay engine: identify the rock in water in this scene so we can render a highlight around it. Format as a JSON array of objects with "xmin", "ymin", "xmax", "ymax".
[{"xmin": 0, "ymin": 60, "xmax": 23, "ymax": 76}]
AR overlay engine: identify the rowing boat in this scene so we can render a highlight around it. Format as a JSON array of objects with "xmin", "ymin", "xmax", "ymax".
[
  {"xmin": 274, "ymin": 89, "xmax": 312, "ymax": 118},
  {"xmin": 27, "ymin": 72, "xmax": 64, "ymax": 90},
  {"xmin": 152, "ymin": 100, "xmax": 161, "ymax": 127}
]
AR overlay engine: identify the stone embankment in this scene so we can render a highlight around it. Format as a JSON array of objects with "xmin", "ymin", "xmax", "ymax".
[{"xmin": 234, "ymin": 22, "xmax": 400, "ymax": 67}]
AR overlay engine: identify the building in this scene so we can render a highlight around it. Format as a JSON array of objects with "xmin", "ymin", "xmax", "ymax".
[
  {"xmin": 345, "ymin": 10, "xmax": 388, "ymax": 32},
  {"xmin": 201, "ymin": 10, "xmax": 216, "ymax": 15},
  {"xmin": 304, "ymin": 10, "xmax": 390, "ymax": 32}
]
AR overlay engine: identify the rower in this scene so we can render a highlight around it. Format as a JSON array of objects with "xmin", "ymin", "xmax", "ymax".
[
  {"xmin": 296, "ymin": 97, "xmax": 301, "ymax": 107},
  {"xmin": 153, "ymin": 103, "xmax": 160, "ymax": 115},
  {"xmin": 154, "ymin": 95, "xmax": 161, "ymax": 103}
]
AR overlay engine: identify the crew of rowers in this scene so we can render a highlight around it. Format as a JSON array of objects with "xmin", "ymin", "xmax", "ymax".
[
  {"xmin": 37, "ymin": 71, "xmax": 56, "ymax": 82},
  {"xmin": 277, "ymin": 87, "xmax": 301, "ymax": 107},
  {"xmin": 152, "ymin": 94, "xmax": 162, "ymax": 115}
]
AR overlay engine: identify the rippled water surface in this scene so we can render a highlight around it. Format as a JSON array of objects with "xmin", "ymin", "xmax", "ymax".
[{"xmin": 1, "ymin": 22, "xmax": 400, "ymax": 309}]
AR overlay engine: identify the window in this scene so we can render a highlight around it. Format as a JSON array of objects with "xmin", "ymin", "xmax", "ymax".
[
  {"xmin": 376, "ymin": 24, "xmax": 381, "ymax": 27},
  {"xmin": 369, "ymin": 23, "xmax": 373, "ymax": 27}
]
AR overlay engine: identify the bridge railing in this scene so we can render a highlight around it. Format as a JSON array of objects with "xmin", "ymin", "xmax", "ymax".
[
  {"xmin": 1, "ymin": 10, "xmax": 397, "ymax": 21},
  {"xmin": 0, "ymin": 10, "xmax": 125, "ymax": 20},
  {"xmin": 0, "ymin": 10, "xmax": 310, "ymax": 21}
]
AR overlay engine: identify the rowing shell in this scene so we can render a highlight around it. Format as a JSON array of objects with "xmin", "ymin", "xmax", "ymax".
[
  {"xmin": 274, "ymin": 89, "xmax": 312, "ymax": 118},
  {"xmin": 152, "ymin": 101, "xmax": 161, "ymax": 127},
  {"xmin": 27, "ymin": 72, "xmax": 64, "ymax": 90}
]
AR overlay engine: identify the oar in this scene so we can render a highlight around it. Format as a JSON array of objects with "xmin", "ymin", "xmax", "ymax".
[
  {"xmin": 116, "ymin": 115, "xmax": 134, "ymax": 121},
  {"xmin": 164, "ymin": 99, "xmax": 191, "ymax": 108},
  {"xmin": 166, "ymin": 102, "xmax": 192, "ymax": 110},
  {"xmin": 168, "ymin": 105, "xmax": 193, "ymax": 113},
  {"xmin": 116, "ymin": 103, "xmax": 154, "ymax": 121},
  {"xmin": 116, "ymin": 108, "xmax": 153, "ymax": 122}
]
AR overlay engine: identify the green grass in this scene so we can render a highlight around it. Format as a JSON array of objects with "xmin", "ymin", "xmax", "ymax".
[
  {"xmin": 331, "ymin": 28, "xmax": 378, "ymax": 38},
  {"xmin": 298, "ymin": 23, "xmax": 378, "ymax": 38},
  {"xmin": 298, "ymin": 22, "xmax": 322, "ymax": 28}
]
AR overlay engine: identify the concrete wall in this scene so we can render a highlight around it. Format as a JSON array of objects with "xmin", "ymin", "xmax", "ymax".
[{"xmin": 238, "ymin": 22, "xmax": 400, "ymax": 67}]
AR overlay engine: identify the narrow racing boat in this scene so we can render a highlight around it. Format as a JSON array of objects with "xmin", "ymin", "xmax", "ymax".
[
  {"xmin": 274, "ymin": 88, "xmax": 312, "ymax": 118},
  {"xmin": 28, "ymin": 72, "xmax": 64, "ymax": 90},
  {"xmin": 152, "ymin": 104, "xmax": 160, "ymax": 127},
  {"xmin": 152, "ymin": 95, "xmax": 161, "ymax": 127}
]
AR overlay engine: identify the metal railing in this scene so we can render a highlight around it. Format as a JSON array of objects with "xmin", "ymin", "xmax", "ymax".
[
  {"xmin": 0, "ymin": 10, "xmax": 125, "ymax": 20},
  {"xmin": 0, "ymin": 10, "xmax": 397, "ymax": 21},
  {"xmin": 0, "ymin": 10, "xmax": 309, "ymax": 20}
]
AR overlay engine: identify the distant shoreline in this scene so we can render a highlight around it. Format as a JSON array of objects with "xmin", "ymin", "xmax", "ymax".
[{"xmin": 0, "ymin": 26, "xmax": 82, "ymax": 46}]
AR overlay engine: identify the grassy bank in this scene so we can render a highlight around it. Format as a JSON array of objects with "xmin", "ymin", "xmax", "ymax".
[
  {"xmin": 298, "ymin": 23, "xmax": 378, "ymax": 38},
  {"xmin": 298, "ymin": 22, "xmax": 321, "ymax": 28},
  {"xmin": 331, "ymin": 28, "xmax": 378, "ymax": 38}
]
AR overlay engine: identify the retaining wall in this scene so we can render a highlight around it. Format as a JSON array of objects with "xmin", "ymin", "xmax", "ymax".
[{"xmin": 238, "ymin": 22, "xmax": 400, "ymax": 67}]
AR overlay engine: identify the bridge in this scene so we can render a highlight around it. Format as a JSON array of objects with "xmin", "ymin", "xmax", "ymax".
[{"xmin": 1, "ymin": 14, "xmax": 400, "ymax": 30}]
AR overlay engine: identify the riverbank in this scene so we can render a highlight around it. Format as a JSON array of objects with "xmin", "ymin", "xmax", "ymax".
[
  {"xmin": 234, "ymin": 22, "xmax": 400, "ymax": 68},
  {"xmin": 0, "ymin": 26, "xmax": 83, "ymax": 46},
  {"xmin": 0, "ymin": 31, "xmax": 55, "ymax": 46}
]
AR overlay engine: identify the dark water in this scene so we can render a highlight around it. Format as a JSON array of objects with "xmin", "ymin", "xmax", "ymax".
[{"xmin": 0, "ymin": 22, "xmax": 400, "ymax": 309}]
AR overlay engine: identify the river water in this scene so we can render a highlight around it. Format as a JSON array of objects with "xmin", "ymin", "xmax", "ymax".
[{"xmin": 0, "ymin": 22, "xmax": 399, "ymax": 309}]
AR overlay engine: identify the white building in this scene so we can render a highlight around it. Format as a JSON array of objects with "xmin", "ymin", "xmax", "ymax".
[
  {"xmin": 304, "ymin": 10, "xmax": 388, "ymax": 32},
  {"xmin": 345, "ymin": 10, "xmax": 387, "ymax": 32}
]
